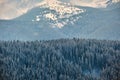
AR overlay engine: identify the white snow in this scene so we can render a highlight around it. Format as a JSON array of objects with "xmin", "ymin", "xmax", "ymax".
[
  {"xmin": 70, "ymin": 0, "xmax": 120, "ymax": 8},
  {"xmin": 36, "ymin": 16, "xmax": 40, "ymax": 21},
  {"xmin": 54, "ymin": 23, "xmax": 64, "ymax": 28},
  {"xmin": 45, "ymin": 13, "xmax": 57, "ymax": 20},
  {"xmin": 112, "ymin": 0, "xmax": 120, "ymax": 3},
  {"xmin": 32, "ymin": 0, "xmax": 85, "ymax": 28}
]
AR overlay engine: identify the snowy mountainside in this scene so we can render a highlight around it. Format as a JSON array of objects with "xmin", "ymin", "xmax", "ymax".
[
  {"xmin": 17, "ymin": 0, "xmax": 85, "ymax": 28},
  {"xmin": 69, "ymin": 0, "xmax": 120, "ymax": 8},
  {"xmin": 0, "ymin": 0, "xmax": 120, "ymax": 40}
]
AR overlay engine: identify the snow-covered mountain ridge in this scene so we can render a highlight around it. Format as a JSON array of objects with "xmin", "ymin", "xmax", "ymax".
[
  {"xmin": 0, "ymin": 0, "xmax": 120, "ymax": 40},
  {"xmin": 31, "ymin": 0, "xmax": 85, "ymax": 28},
  {"xmin": 70, "ymin": 0, "xmax": 120, "ymax": 8}
]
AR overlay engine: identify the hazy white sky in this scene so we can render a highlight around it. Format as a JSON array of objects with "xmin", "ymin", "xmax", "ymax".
[
  {"xmin": 0, "ymin": 0, "xmax": 42, "ymax": 19},
  {"xmin": 0, "ymin": 0, "xmax": 119, "ymax": 19}
]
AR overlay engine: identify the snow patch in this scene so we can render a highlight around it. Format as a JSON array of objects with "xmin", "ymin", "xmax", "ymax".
[
  {"xmin": 70, "ymin": 0, "xmax": 120, "ymax": 8},
  {"xmin": 45, "ymin": 13, "xmax": 57, "ymax": 20},
  {"xmin": 36, "ymin": 16, "xmax": 40, "ymax": 21},
  {"xmin": 32, "ymin": 0, "xmax": 85, "ymax": 28}
]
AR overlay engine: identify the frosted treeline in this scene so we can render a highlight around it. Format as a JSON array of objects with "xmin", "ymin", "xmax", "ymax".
[{"xmin": 0, "ymin": 38, "xmax": 120, "ymax": 80}]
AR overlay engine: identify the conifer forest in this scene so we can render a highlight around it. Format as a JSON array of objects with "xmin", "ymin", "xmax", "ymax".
[{"xmin": 0, "ymin": 38, "xmax": 120, "ymax": 80}]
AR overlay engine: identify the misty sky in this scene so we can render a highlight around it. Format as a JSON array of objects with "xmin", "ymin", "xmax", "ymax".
[
  {"xmin": 0, "ymin": 0, "xmax": 119, "ymax": 19},
  {"xmin": 0, "ymin": 0, "xmax": 43, "ymax": 19}
]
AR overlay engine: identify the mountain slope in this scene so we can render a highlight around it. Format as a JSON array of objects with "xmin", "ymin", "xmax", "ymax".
[{"xmin": 0, "ymin": 1, "xmax": 120, "ymax": 40}]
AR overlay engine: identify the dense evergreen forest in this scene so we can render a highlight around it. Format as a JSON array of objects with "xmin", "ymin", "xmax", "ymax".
[{"xmin": 0, "ymin": 38, "xmax": 120, "ymax": 80}]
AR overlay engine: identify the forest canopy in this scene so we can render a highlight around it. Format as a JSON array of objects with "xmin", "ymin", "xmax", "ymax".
[{"xmin": 0, "ymin": 38, "xmax": 120, "ymax": 80}]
